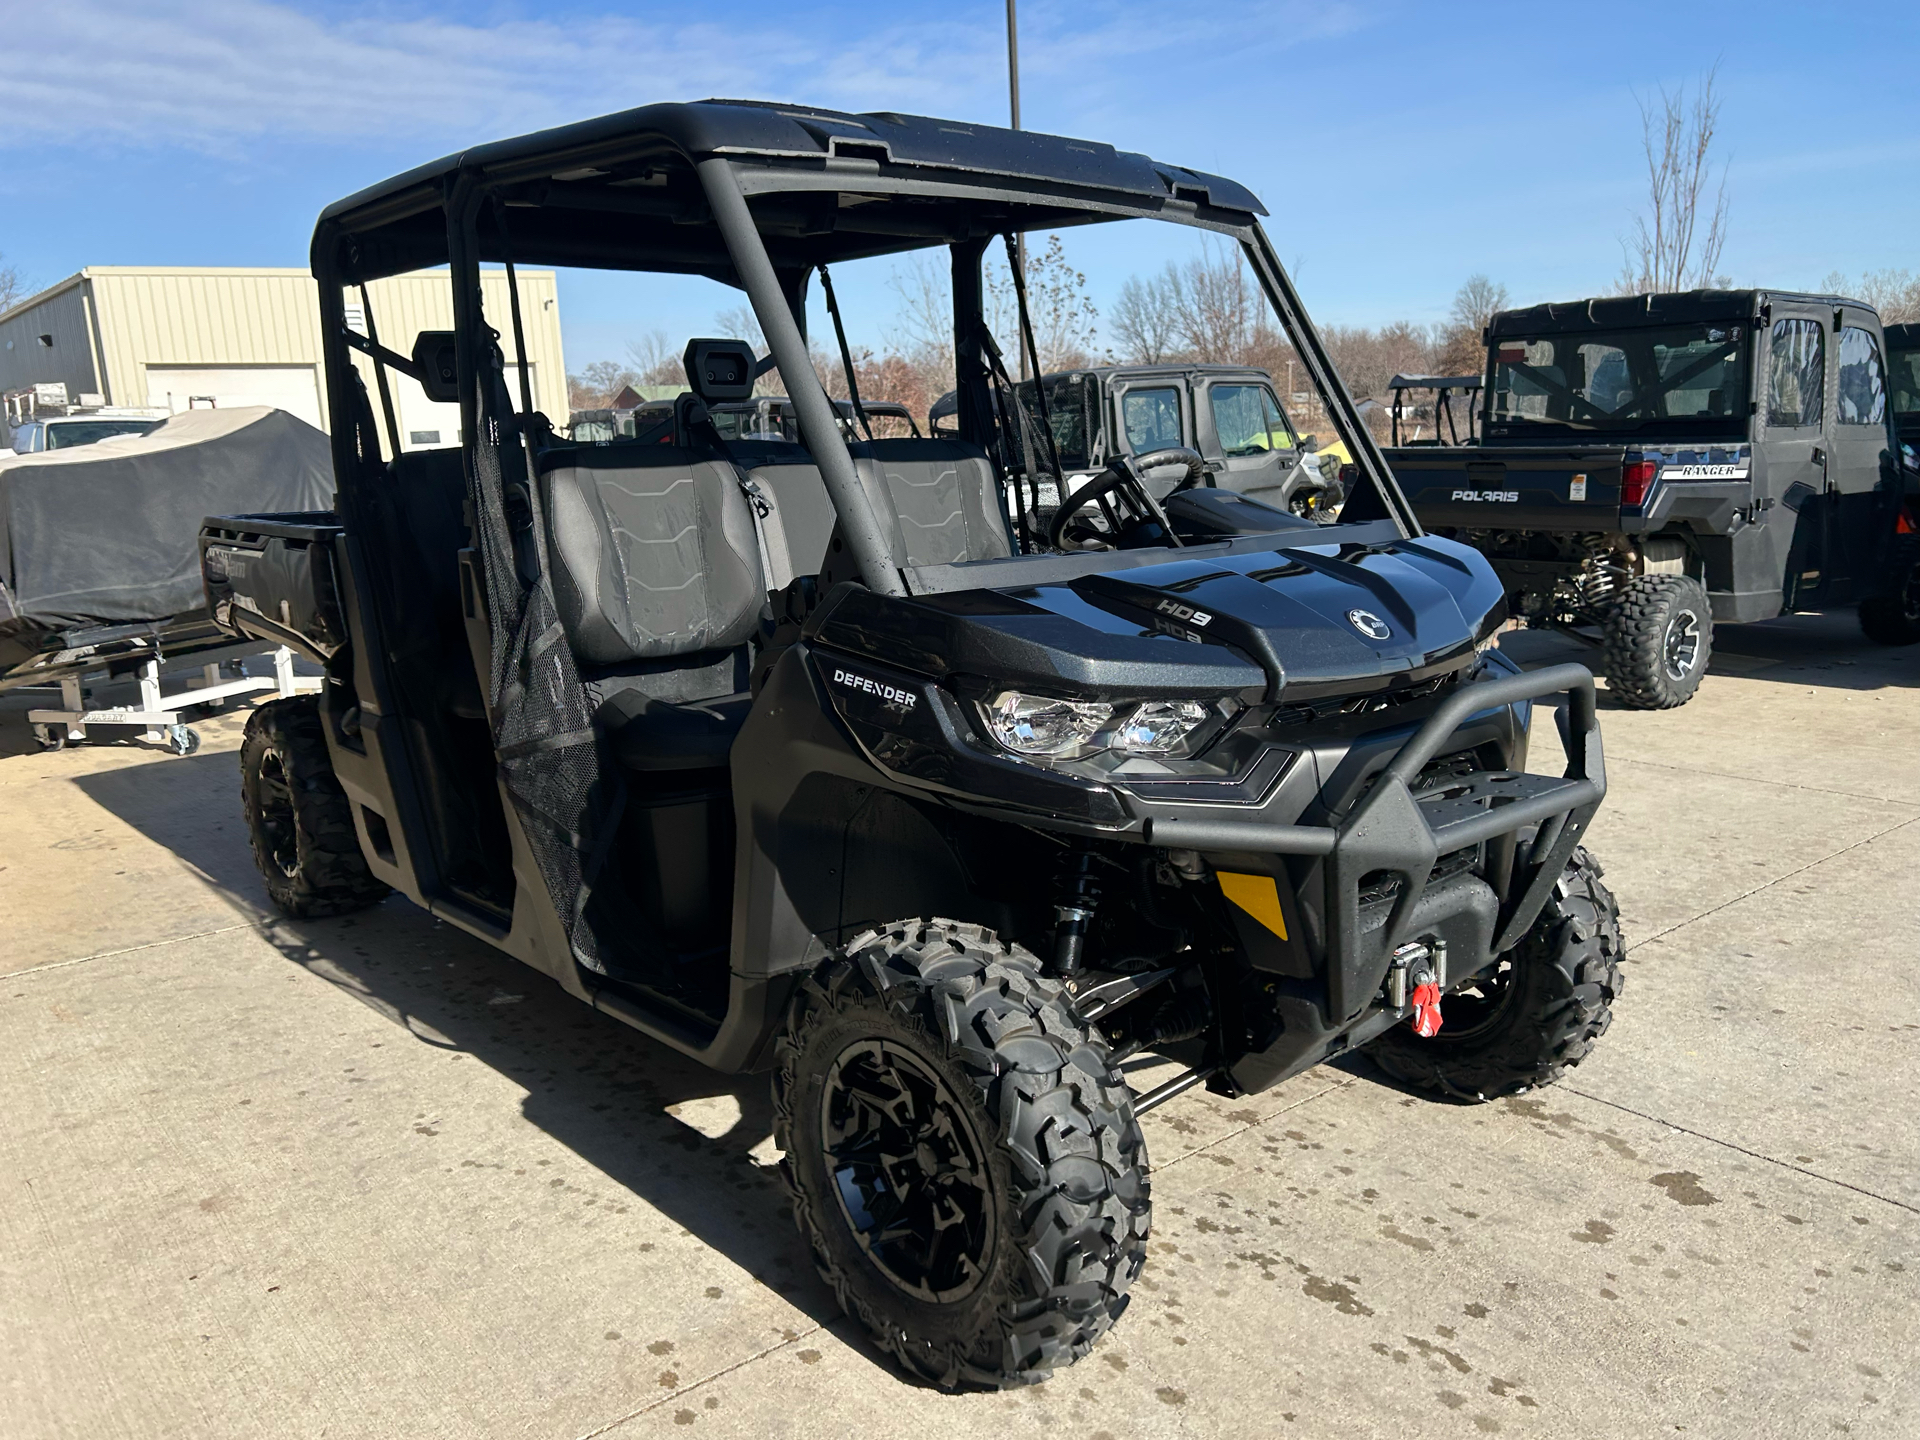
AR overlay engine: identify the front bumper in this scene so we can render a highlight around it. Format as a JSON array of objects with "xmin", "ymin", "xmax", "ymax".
[{"xmin": 1138, "ymin": 662, "xmax": 1605, "ymax": 1027}]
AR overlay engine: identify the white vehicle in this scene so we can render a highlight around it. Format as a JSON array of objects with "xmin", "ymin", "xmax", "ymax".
[{"xmin": 4, "ymin": 383, "xmax": 166, "ymax": 454}]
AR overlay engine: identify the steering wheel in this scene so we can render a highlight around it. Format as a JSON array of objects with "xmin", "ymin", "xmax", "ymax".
[{"xmin": 1047, "ymin": 447, "xmax": 1206, "ymax": 551}]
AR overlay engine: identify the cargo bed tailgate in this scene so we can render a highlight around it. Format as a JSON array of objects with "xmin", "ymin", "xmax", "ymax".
[{"xmin": 1389, "ymin": 446, "xmax": 1629, "ymax": 531}]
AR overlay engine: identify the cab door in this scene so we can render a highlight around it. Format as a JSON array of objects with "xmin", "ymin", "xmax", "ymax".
[
  {"xmin": 1201, "ymin": 377, "xmax": 1298, "ymax": 504},
  {"xmin": 1757, "ymin": 308, "xmax": 1831, "ymax": 611},
  {"xmin": 1825, "ymin": 309, "xmax": 1894, "ymax": 598},
  {"xmin": 1108, "ymin": 376, "xmax": 1191, "ymax": 497}
]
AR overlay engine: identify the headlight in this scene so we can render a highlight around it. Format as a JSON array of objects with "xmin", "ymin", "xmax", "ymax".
[
  {"xmin": 1113, "ymin": 700, "xmax": 1210, "ymax": 755},
  {"xmin": 985, "ymin": 691, "xmax": 1114, "ymax": 757}
]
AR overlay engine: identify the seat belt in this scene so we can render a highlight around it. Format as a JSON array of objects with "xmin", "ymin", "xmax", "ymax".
[{"xmin": 685, "ymin": 398, "xmax": 793, "ymax": 594}]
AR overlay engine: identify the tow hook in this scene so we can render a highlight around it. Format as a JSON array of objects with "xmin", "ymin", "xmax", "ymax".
[{"xmin": 1386, "ymin": 940, "xmax": 1448, "ymax": 1038}]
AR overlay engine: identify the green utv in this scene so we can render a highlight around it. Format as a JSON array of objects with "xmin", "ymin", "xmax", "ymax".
[{"xmin": 199, "ymin": 101, "xmax": 1623, "ymax": 1387}]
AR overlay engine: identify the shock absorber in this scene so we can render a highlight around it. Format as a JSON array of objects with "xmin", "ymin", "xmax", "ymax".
[{"xmin": 1052, "ymin": 848, "xmax": 1102, "ymax": 978}]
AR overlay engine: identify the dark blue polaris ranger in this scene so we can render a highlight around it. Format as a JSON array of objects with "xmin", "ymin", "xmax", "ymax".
[{"xmin": 199, "ymin": 101, "xmax": 1623, "ymax": 1388}]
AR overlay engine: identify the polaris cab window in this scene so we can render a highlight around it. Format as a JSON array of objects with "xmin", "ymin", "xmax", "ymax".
[
  {"xmin": 1890, "ymin": 339, "xmax": 1920, "ymax": 420},
  {"xmin": 1487, "ymin": 323, "xmax": 1748, "ymax": 438},
  {"xmin": 1836, "ymin": 326, "xmax": 1887, "ymax": 426},
  {"xmin": 1121, "ymin": 386, "xmax": 1182, "ymax": 452},
  {"xmin": 1210, "ymin": 383, "xmax": 1295, "ymax": 455},
  {"xmin": 1767, "ymin": 319, "xmax": 1825, "ymax": 428}
]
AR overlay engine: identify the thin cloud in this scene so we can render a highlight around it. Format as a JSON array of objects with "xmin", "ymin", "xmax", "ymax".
[{"xmin": 0, "ymin": 0, "xmax": 1366, "ymax": 155}]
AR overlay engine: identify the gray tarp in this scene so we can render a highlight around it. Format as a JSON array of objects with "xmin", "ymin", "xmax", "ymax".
[{"xmin": 0, "ymin": 407, "xmax": 334, "ymax": 661}]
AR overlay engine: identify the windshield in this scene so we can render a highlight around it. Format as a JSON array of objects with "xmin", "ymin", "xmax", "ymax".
[
  {"xmin": 1487, "ymin": 323, "xmax": 1749, "ymax": 438},
  {"xmin": 1888, "ymin": 340, "xmax": 1920, "ymax": 421},
  {"xmin": 1012, "ymin": 374, "xmax": 1094, "ymax": 471},
  {"xmin": 46, "ymin": 418, "xmax": 162, "ymax": 450}
]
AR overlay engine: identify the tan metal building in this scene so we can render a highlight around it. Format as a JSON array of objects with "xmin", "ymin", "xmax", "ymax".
[{"xmin": 0, "ymin": 267, "xmax": 566, "ymax": 449}]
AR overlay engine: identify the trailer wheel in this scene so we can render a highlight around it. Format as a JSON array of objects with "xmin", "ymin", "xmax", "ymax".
[
  {"xmin": 774, "ymin": 919, "xmax": 1149, "ymax": 1389},
  {"xmin": 1858, "ymin": 536, "xmax": 1920, "ymax": 646},
  {"xmin": 240, "ymin": 696, "xmax": 389, "ymax": 917},
  {"xmin": 1603, "ymin": 573, "xmax": 1712, "ymax": 708},
  {"xmin": 1366, "ymin": 847, "xmax": 1623, "ymax": 1101}
]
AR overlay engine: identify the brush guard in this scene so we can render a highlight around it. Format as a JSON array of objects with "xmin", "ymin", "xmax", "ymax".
[{"xmin": 1144, "ymin": 662, "xmax": 1605, "ymax": 1023}]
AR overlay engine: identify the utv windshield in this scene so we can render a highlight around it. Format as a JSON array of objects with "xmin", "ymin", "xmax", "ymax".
[{"xmin": 1487, "ymin": 323, "xmax": 1750, "ymax": 439}]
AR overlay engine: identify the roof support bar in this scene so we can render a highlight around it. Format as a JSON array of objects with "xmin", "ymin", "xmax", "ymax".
[{"xmin": 697, "ymin": 157, "xmax": 905, "ymax": 597}]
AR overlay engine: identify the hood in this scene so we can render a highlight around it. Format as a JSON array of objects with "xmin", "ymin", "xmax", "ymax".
[{"xmin": 809, "ymin": 534, "xmax": 1505, "ymax": 704}]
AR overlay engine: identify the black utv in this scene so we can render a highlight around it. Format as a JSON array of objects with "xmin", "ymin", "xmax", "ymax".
[
  {"xmin": 199, "ymin": 101, "xmax": 1622, "ymax": 1388},
  {"xmin": 1393, "ymin": 291, "xmax": 1918, "ymax": 706}
]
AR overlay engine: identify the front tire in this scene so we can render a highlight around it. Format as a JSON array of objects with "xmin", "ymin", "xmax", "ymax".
[
  {"xmin": 1367, "ymin": 847, "xmax": 1623, "ymax": 1101},
  {"xmin": 240, "ymin": 697, "xmax": 389, "ymax": 917},
  {"xmin": 1603, "ymin": 573, "xmax": 1712, "ymax": 708},
  {"xmin": 774, "ymin": 919, "xmax": 1149, "ymax": 1389}
]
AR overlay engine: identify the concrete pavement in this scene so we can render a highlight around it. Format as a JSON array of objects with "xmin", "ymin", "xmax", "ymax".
[{"xmin": 2, "ymin": 611, "xmax": 1914, "ymax": 1438}]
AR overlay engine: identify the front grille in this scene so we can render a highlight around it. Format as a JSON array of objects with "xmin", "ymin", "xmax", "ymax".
[
  {"xmin": 1269, "ymin": 671, "xmax": 1459, "ymax": 729},
  {"xmin": 1355, "ymin": 747, "xmax": 1487, "ymax": 907}
]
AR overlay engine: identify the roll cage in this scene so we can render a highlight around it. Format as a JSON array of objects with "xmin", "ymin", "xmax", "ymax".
[{"xmin": 310, "ymin": 99, "xmax": 1417, "ymax": 593}]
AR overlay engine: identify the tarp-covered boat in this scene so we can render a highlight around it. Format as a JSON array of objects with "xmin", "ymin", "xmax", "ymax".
[{"xmin": 0, "ymin": 407, "xmax": 334, "ymax": 683}]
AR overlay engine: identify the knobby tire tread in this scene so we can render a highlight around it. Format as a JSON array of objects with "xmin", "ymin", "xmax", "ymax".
[
  {"xmin": 773, "ymin": 919, "xmax": 1149, "ymax": 1389},
  {"xmin": 1602, "ymin": 573, "xmax": 1711, "ymax": 709},
  {"xmin": 241, "ymin": 697, "xmax": 389, "ymax": 918}
]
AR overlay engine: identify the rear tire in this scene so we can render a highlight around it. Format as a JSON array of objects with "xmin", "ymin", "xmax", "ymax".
[
  {"xmin": 1366, "ymin": 847, "xmax": 1623, "ymax": 1101},
  {"xmin": 1859, "ymin": 535, "xmax": 1920, "ymax": 646},
  {"xmin": 774, "ymin": 919, "xmax": 1149, "ymax": 1389},
  {"xmin": 240, "ymin": 697, "xmax": 389, "ymax": 917},
  {"xmin": 1603, "ymin": 573, "xmax": 1712, "ymax": 708}
]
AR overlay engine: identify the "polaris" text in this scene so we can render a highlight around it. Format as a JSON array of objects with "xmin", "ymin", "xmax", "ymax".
[{"xmin": 1451, "ymin": 489, "xmax": 1520, "ymax": 503}]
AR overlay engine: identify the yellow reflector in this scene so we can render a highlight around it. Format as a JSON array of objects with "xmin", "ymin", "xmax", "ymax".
[{"xmin": 1217, "ymin": 871, "xmax": 1288, "ymax": 939}]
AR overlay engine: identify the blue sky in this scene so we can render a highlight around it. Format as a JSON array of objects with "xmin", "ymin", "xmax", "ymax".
[{"xmin": 4, "ymin": 0, "xmax": 1916, "ymax": 373}]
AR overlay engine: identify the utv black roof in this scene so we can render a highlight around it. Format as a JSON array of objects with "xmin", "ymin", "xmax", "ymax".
[
  {"xmin": 1489, "ymin": 289, "xmax": 1874, "ymax": 338},
  {"xmin": 315, "ymin": 99, "xmax": 1267, "ymax": 285}
]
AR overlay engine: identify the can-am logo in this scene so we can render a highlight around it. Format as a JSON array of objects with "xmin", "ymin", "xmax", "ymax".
[
  {"xmin": 1154, "ymin": 599, "xmax": 1213, "ymax": 626},
  {"xmin": 832, "ymin": 668, "xmax": 918, "ymax": 708},
  {"xmin": 1347, "ymin": 609, "xmax": 1392, "ymax": 640},
  {"xmin": 1451, "ymin": 489, "xmax": 1520, "ymax": 503}
]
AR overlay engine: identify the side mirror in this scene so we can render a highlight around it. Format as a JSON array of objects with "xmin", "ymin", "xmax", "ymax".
[{"xmin": 412, "ymin": 331, "xmax": 459, "ymax": 404}]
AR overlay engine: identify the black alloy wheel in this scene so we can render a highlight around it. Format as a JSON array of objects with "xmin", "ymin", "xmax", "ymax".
[
  {"xmin": 774, "ymin": 920, "xmax": 1149, "ymax": 1389},
  {"xmin": 240, "ymin": 697, "xmax": 390, "ymax": 917},
  {"xmin": 821, "ymin": 1039, "xmax": 995, "ymax": 1304}
]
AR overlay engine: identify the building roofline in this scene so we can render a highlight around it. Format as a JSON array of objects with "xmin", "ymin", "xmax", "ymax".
[{"xmin": 0, "ymin": 271, "xmax": 88, "ymax": 326}]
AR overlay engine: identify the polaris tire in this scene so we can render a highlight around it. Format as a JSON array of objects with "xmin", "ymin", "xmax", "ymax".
[
  {"xmin": 1366, "ymin": 847, "xmax": 1623, "ymax": 1101},
  {"xmin": 774, "ymin": 919, "xmax": 1149, "ymax": 1389},
  {"xmin": 240, "ymin": 696, "xmax": 389, "ymax": 918},
  {"xmin": 1858, "ymin": 535, "xmax": 1920, "ymax": 646},
  {"xmin": 1603, "ymin": 573, "xmax": 1712, "ymax": 708}
]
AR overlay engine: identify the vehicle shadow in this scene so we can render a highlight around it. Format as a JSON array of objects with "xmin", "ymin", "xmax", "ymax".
[
  {"xmin": 69, "ymin": 752, "xmax": 851, "ymax": 1340},
  {"xmin": 1496, "ymin": 608, "xmax": 1918, "ymax": 696}
]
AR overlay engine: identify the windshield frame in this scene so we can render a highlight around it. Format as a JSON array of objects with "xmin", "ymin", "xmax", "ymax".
[{"xmin": 1484, "ymin": 321, "xmax": 1754, "ymax": 441}]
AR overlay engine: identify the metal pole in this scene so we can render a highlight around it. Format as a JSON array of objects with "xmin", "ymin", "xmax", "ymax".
[
  {"xmin": 696, "ymin": 158, "xmax": 905, "ymax": 596},
  {"xmin": 1006, "ymin": 0, "xmax": 1027, "ymax": 381}
]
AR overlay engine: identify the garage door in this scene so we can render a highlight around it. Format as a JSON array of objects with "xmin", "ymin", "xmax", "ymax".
[{"xmin": 145, "ymin": 365, "xmax": 325, "ymax": 430}]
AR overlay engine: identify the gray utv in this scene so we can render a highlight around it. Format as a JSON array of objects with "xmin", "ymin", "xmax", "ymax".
[{"xmin": 200, "ymin": 101, "xmax": 1623, "ymax": 1388}]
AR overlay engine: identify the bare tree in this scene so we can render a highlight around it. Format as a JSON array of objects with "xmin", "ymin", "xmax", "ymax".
[
  {"xmin": 0, "ymin": 253, "xmax": 25, "ymax": 314},
  {"xmin": 1449, "ymin": 275, "xmax": 1509, "ymax": 335},
  {"xmin": 1618, "ymin": 67, "xmax": 1731, "ymax": 294},
  {"xmin": 625, "ymin": 329, "xmax": 685, "ymax": 385},
  {"xmin": 1821, "ymin": 267, "xmax": 1920, "ymax": 325},
  {"xmin": 1111, "ymin": 270, "xmax": 1182, "ymax": 363},
  {"xmin": 567, "ymin": 360, "xmax": 641, "ymax": 410}
]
